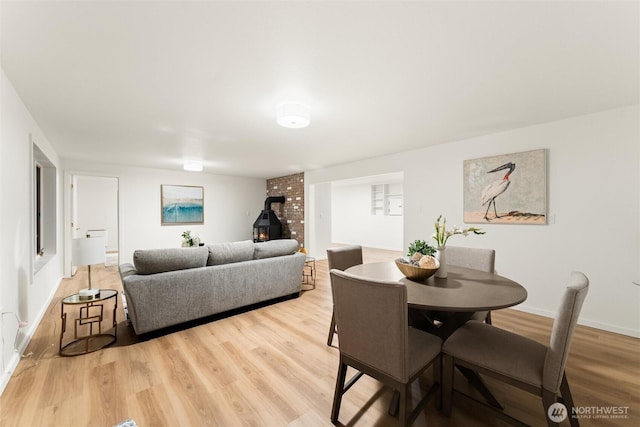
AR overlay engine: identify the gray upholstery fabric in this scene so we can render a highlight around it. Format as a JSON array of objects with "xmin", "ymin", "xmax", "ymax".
[
  {"xmin": 133, "ymin": 247, "xmax": 209, "ymax": 275},
  {"xmin": 445, "ymin": 246, "xmax": 495, "ymax": 273},
  {"xmin": 407, "ymin": 327, "xmax": 443, "ymax": 378},
  {"xmin": 253, "ymin": 239, "xmax": 299, "ymax": 259},
  {"xmin": 443, "ymin": 320, "xmax": 547, "ymax": 388},
  {"xmin": 118, "ymin": 263, "xmax": 137, "ymax": 279},
  {"xmin": 326, "ymin": 245, "xmax": 363, "ymax": 271},
  {"xmin": 330, "ymin": 269, "xmax": 441, "ymax": 383},
  {"xmin": 446, "ymin": 246, "xmax": 495, "ymax": 322},
  {"xmin": 326, "ymin": 245, "xmax": 363, "ymax": 346},
  {"xmin": 120, "ymin": 248, "xmax": 306, "ymax": 334},
  {"xmin": 469, "ymin": 311, "xmax": 490, "ymax": 321},
  {"xmin": 206, "ymin": 240, "xmax": 255, "ymax": 266},
  {"xmin": 543, "ymin": 271, "xmax": 589, "ymax": 392},
  {"xmin": 443, "ymin": 271, "xmax": 589, "ymax": 393}
]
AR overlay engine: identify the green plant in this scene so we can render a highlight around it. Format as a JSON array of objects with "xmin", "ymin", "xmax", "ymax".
[
  {"xmin": 407, "ymin": 239, "xmax": 436, "ymax": 257},
  {"xmin": 181, "ymin": 230, "xmax": 198, "ymax": 247}
]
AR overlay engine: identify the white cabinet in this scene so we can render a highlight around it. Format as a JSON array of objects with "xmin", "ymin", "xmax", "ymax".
[{"xmin": 371, "ymin": 184, "xmax": 403, "ymax": 216}]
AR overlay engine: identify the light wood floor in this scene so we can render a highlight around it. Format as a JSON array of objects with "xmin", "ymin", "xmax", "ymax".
[{"xmin": 1, "ymin": 247, "xmax": 638, "ymax": 426}]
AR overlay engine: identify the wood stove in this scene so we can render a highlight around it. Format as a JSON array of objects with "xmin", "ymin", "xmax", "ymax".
[{"xmin": 253, "ymin": 196, "xmax": 285, "ymax": 242}]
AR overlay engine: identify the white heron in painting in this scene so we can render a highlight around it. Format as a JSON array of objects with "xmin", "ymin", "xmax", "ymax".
[{"xmin": 481, "ymin": 162, "xmax": 516, "ymax": 221}]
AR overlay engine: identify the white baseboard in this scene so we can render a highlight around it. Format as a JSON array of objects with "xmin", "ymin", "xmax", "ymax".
[
  {"xmin": 0, "ymin": 353, "xmax": 21, "ymax": 396},
  {"xmin": 513, "ymin": 305, "xmax": 640, "ymax": 338},
  {"xmin": 0, "ymin": 278, "xmax": 62, "ymax": 396}
]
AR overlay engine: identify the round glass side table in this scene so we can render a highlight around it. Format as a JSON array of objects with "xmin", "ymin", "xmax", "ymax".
[
  {"xmin": 302, "ymin": 256, "xmax": 316, "ymax": 290},
  {"xmin": 59, "ymin": 289, "xmax": 118, "ymax": 356}
]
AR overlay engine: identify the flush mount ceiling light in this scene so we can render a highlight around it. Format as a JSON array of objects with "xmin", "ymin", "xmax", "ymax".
[
  {"xmin": 276, "ymin": 103, "xmax": 310, "ymax": 129},
  {"xmin": 183, "ymin": 160, "xmax": 203, "ymax": 172}
]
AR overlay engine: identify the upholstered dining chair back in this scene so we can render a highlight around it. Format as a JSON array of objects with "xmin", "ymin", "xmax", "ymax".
[
  {"xmin": 543, "ymin": 271, "xmax": 589, "ymax": 393},
  {"xmin": 326, "ymin": 245, "xmax": 363, "ymax": 346},
  {"xmin": 445, "ymin": 246, "xmax": 495, "ymax": 273},
  {"xmin": 329, "ymin": 269, "xmax": 442, "ymax": 425},
  {"xmin": 442, "ymin": 246, "xmax": 495, "ymax": 323},
  {"xmin": 330, "ymin": 269, "xmax": 409, "ymax": 381},
  {"xmin": 327, "ymin": 245, "xmax": 363, "ymax": 271}
]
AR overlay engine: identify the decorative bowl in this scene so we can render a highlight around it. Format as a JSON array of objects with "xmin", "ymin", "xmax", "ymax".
[{"xmin": 395, "ymin": 258, "xmax": 440, "ymax": 280}]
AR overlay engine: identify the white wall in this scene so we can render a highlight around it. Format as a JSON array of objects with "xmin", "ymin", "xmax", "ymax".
[
  {"xmin": 62, "ymin": 160, "xmax": 266, "ymax": 267},
  {"xmin": 331, "ymin": 183, "xmax": 403, "ymax": 250},
  {"xmin": 75, "ymin": 175, "xmax": 119, "ymax": 251},
  {"xmin": 1, "ymin": 69, "xmax": 64, "ymax": 393},
  {"xmin": 307, "ymin": 182, "xmax": 333, "ymax": 259},
  {"xmin": 306, "ymin": 105, "xmax": 640, "ymax": 337}
]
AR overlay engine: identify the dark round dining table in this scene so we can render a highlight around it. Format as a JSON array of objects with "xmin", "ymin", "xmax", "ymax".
[{"xmin": 345, "ymin": 261, "xmax": 528, "ymax": 314}]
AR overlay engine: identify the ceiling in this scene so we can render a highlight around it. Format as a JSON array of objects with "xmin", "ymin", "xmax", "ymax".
[{"xmin": 2, "ymin": 1, "xmax": 638, "ymax": 179}]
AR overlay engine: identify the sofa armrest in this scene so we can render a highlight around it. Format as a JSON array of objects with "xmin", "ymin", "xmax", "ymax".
[{"xmin": 119, "ymin": 263, "xmax": 138, "ymax": 279}]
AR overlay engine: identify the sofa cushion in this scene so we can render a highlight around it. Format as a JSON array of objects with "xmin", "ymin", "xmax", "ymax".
[
  {"xmin": 254, "ymin": 239, "xmax": 299, "ymax": 259},
  {"xmin": 133, "ymin": 247, "xmax": 209, "ymax": 275},
  {"xmin": 207, "ymin": 240, "xmax": 255, "ymax": 266}
]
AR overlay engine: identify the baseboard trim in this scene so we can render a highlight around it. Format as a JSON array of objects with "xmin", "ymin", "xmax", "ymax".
[
  {"xmin": 513, "ymin": 305, "xmax": 640, "ymax": 338},
  {"xmin": 0, "ymin": 277, "xmax": 62, "ymax": 396}
]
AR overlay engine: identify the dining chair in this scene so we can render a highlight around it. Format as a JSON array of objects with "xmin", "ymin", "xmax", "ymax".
[
  {"xmin": 442, "ymin": 271, "xmax": 589, "ymax": 427},
  {"xmin": 329, "ymin": 269, "xmax": 442, "ymax": 426},
  {"xmin": 444, "ymin": 246, "xmax": 496, "ymax": 323},
  {"xmin": 326, "ymin": 245, "xmax": 363, "ymax": 346},
  {"xmin": 417, "ymin": 246, "xmax": 495, "ymax": 328}
]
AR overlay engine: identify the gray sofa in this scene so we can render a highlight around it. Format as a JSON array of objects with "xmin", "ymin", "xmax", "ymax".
[{"xmin": 119, "ymin": 239, "xmax": 306, "ymax": 334}]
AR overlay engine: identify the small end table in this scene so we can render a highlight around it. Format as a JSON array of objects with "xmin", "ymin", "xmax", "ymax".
[
  {"xmin": 59, "ymin": 289, "xmax": 118, "ymax": 356},
  {"xmin": 302, "ymin": 256, "xmax": 316, "ymax": 290}
]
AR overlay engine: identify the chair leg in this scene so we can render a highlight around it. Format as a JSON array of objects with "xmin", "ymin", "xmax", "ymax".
[
  {"xmin": 433, "ymin": 354, "xmax": 442, "ymax": 410},
  {"xmin": 542, "ymin": 389, "xmax": 560, "ymax": 427},
  {"xmin": 388, "ymin": 390, "xmax": 400, "ymax": 417},
  {"xmin": 398, "ymin": 386, "xmax": 408, "ymax": 426},
  {"xmin": 485, "ymin": 311, "xmax": 492, "ymax": 325},
  {"xmin": 442, "ymin": 354, "xmax": 454, "ymax": 416},
  {"xmin": 327, "ymin": 312, "xmax": 336, "ymax": 346},
  {"xmin": 457, "ymin": 366, "xmax": 503, "ymax": 409},
  {"xmin": 331, "ymin": 361, "xmax": 348, "ymax": 423},
  {"xmin": 560, "ymin": 372, "xmax": 579, "ymax": 427}
]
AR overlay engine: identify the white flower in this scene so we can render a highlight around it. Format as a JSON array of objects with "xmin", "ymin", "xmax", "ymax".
[{"xmin": 434, "ymin": 215, "xmax": 485, "ymax": 247}]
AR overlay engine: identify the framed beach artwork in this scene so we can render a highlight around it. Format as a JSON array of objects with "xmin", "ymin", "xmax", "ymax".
[
  {"xmin": 463, "ymin": 149, "xmax": 547, "ymax": 225},
  {"xmin": 161, "ymin": 185, "xmax": 204, "ymax": 225}
]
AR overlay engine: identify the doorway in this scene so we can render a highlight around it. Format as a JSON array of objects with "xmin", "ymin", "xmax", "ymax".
[
  {"xmin": 71, "ymin": 175, "xmax": 119, "ymax": 272},
  {"xmin": 307, "ymin": 172, "xmax": 404, "ymax": 258}
]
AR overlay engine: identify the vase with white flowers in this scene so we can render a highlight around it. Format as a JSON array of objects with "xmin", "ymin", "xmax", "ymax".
[{"xmin": 433, "ymin": 215, "xmax": 485, "ymax": 278}]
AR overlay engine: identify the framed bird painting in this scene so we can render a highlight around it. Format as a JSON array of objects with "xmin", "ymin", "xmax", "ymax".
[{"xmin": 463, "ymin": 149, "xmax": 547, "ymax": 224}]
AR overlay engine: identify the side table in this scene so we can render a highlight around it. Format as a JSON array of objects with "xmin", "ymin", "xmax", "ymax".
[
  {"xmin": 59, "ymin": 289, "xmax": 118, "ymax": 356},
  {"xmin": 302, "ymin": 256, "xmax": 316, "ymax": 290}
]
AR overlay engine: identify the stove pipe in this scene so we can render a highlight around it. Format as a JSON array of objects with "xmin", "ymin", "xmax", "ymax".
[{"xmin": 264, "ymin": 196, "xmax": 286, "ymax": 211}]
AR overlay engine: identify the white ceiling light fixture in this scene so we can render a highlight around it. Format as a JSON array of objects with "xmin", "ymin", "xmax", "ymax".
[
  {"xmin": 277, "ymin": 103, "xmax": 310, "ymax": 129},
  {"xmin": 183, "ymin": 160, "xmax": 203, "ymax": 172}
]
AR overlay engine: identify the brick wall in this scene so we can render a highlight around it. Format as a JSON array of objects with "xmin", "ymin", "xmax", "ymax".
[{"xmin": 266, "ymin": 172, "xmax": 305, "ymax": 249}]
